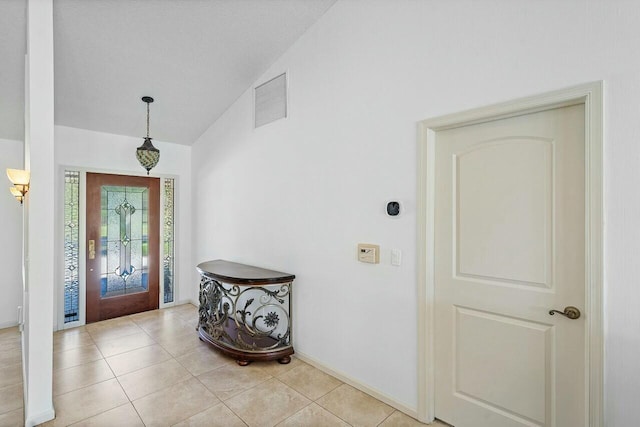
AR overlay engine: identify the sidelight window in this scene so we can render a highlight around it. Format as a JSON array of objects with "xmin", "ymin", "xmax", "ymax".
[
  {"xmin": 163, "ymin": 178, "xmax": 175, "ymax": 303},
  {"xmin": 64, "ymin": 170, "xmax": 80, "ymax": 323}
]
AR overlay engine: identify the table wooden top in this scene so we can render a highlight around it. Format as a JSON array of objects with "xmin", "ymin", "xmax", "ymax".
[{"xmin": 196, "ymin": 260, "xmax": 295, "ymax": 285}]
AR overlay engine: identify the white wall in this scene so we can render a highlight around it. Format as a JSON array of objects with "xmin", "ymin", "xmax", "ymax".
[
  {"xmin": 0, "ymin": 139, "xmax": 25, "ymax": 328},
  {"xmin": 191, "ymin": 0, "xmax": 640, "ymax": 423},
  {"xmin": 54, "ymin": 125, "xmax": 195, "ymax": 321}
]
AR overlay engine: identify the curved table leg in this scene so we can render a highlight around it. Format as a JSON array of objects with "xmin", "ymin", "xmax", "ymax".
[{"xmin": 278, "ymin": 356, "xmax": 291, "ymax": 364}]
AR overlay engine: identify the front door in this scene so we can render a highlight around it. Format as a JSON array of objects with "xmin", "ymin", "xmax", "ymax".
[
  {"xmin": 86, "ymin": 173, "xmax": 160, "ymax": 323},
  {"xmin": 434, "ymin": 104, "xmax": 586, "ymax": 426}
]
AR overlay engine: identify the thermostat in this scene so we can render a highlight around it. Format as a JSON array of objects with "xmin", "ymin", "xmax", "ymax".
[
  {"xmin": 386, "ymin": 201, "xmax": 401, "ymax": 217},
  {"xmin": 357, "ymin": 243, "xmax": 380, "ymax": 264}
]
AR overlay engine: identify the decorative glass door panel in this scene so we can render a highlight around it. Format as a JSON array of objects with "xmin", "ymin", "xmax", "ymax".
[
  {"xmin": 101, "ymin": 185, "xmax": 149, "ymax": 297},
  {"xmin": 86, "ymin": 173, "xmax": 160, "ymax": 323}
]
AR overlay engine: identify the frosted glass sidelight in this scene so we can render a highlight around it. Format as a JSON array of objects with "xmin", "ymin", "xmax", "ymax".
[
  {"xmin": 64, "ymin": 171, "xmax": 80, "ymax": 323},
  {"xmin": 163, "ymin": 178, "xmax": 175, "ymax": 303}
]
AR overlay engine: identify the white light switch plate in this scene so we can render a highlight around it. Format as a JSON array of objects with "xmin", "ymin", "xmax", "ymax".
[{"xmin": 391, "ymin": 249, "xmax": 402, "ymax": 266}]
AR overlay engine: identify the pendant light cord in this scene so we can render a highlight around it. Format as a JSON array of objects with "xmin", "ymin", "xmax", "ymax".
[{"xmin": 146, "ymin": 102, "xmax": 150, "ymax": 138}]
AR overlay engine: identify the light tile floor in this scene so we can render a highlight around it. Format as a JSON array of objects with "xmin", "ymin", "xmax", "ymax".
[
  {"xmin": 0, "ymin": 326, "xmax": 23, "ymax": 427},
  {"xmin": 0, "ymin": 304, "xmax": 447, "ymax": 426}
]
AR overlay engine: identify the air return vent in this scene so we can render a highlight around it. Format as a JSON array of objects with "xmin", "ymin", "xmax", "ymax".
[{"xmin": 254, "ymin": 72, "xmax": 287, "ymax": 128}]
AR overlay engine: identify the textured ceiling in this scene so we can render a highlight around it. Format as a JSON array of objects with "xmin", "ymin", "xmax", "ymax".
[
  {"xmin": 0, "ymin": 0, "xmax": 26, "ymax": 142},
  {"xmin": 0, "ymin": 0, "xmax": 336, "ymax": 144}
]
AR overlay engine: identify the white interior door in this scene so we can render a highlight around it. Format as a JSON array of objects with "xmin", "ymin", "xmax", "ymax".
[{"xmin": 434, "ymin": 104, "xmax": 586, "ymax": 427}]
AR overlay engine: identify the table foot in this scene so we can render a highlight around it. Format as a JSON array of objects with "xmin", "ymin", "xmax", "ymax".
[
  {"xmin": 278, "ymin": 356, "xmax": 291, "ymax": 364},
  {"xmin": 237, "ymin": 359, "xmax": 251, "ymax": 366}
]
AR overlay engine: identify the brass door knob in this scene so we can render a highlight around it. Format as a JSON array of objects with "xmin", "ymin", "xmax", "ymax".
[{"xmin": 548, "ymin": 306, "xmax": 581, "ymax": 319}]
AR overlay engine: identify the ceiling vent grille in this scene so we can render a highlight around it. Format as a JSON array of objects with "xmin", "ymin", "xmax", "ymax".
[{"xmin": 254, "ymin": 72, "xmax": 287, "ymax": 128}]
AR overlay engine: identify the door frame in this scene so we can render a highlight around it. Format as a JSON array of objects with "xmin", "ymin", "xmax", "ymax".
[
  {"xmin": 416, "ymin": 81, "xmax": 603, "ymax": 425},
  {"xmin": 55, "ymin": 167, "xmax": 180, "ymax": 330}
]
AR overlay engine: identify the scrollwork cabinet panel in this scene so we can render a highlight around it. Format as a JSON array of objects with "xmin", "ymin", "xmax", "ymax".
[{"xmin": 197, "ymin": 260, "xmax": 295, "ymax": 366}]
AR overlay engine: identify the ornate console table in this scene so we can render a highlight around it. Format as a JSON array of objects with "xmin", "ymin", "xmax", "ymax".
[{"xmin": 197, "ymin": 260, "xmax": 295, "ymax": 365}]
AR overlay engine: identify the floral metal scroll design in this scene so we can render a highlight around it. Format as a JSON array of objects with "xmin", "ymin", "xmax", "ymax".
[
  {"xmin": 198, "ymin": 277, "xmax": 238, "ymax": 340},
  {"xmin": 198, "ymin": 278, "xmax": 291, "ymax": 352},
  {"xmin": 263, "ymin": 312, "xmax": 279, "ymax": 328}
]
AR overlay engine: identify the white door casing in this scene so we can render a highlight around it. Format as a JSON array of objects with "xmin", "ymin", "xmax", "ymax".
[{"xmin": 416, "ymin": 82, "xmax": 603, "ymax": 426}]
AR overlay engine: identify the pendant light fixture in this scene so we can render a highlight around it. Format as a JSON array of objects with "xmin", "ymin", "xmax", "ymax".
[{"xmin": 136, "ymin": 96, "xmax": 160, "ymax": 175}]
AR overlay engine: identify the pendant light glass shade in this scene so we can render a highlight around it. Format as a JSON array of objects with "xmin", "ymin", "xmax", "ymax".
[
  {"xmin": 137, "ymin": 96, "xmax": 160, "ymax": 175},
  {"xmin": 137, "ymin": 137, "xmax": 160, "ymax": 174}
]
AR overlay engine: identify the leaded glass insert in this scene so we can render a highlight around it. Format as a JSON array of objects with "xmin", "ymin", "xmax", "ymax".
[
  {"xmin": 100, "ymin": 185, "xmax": 149, "ymax": 297},
  {"xmin": 163, "ymin": 178, "xmax": 175, "ymax": 303},
  {"xmin": 64, "ymin": 171, "xmax": 80, "ymax": 323}
]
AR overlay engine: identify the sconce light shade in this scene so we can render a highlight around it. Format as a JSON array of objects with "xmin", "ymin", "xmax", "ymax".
[
  {"xmin": 9, "ymin": 187, "xmax": 24, "ymax": 204},
  {"xmin": 6, "ymin": 168, "xmax": 30, "ymax": 186},
  {"xmin": 6, "ymin": 168, "xmax": 30, "ymax": 205}
]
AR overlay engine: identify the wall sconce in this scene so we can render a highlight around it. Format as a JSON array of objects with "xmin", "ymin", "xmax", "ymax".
[{"xmin": 6, "ymin": 168, "xmax": 30, "ymax": 205}]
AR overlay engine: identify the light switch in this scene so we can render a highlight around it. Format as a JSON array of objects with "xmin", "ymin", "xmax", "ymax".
[
  {"xmin": 358, "ymin": 244, "xmax": 380, "ymax": 264},
  {"xmin": 391, "ymin": 249, "xmax": 402, "ymax": 266}
]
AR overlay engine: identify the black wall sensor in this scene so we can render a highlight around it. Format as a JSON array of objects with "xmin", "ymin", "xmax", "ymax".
[{"xmin": 386, "ymin": 201, "xmax": 400, "ymax": 216}]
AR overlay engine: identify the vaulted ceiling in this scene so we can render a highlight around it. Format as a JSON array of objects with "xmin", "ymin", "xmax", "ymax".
[{"xmin": 0, "ymin": 0, "xmax": 336, "ymax": 144}]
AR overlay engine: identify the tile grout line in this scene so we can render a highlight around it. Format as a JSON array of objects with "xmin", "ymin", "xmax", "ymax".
[
  {"xmin": 271, "ymin": 376, "xmax": 315, "ymax": 426},
  {"xmin": 376, "ymin": 410, "xmax": 396, "ymax": 426},
  {"xmin": 65, "ymin": 403, "xmax": 139, "ymax": 427},
  {"xmin": 107, "ymin": 316, "xmax": 158, "ymax": 427},
  {"xmin": 0, "ymin": 361, "xmax": 24, "ymax": 390},
  {"xmin": 129, "ymin": 310, "xmax": 208, "ymax": 427},
  {"xmin": 47, "ymin": 306, "xmax": 408, "ymax": 426},
  {"xmin": 0, "ymin": 381, "xmax": 25, "ymax": 417},
  {"xmin": 269, "ymin": 367, "xmax": 350, "ymax": 425},
  {"xmin": 190, "ymin": 355, "xmax": 282, "ymax": 426},
  {"xmin": 219, "ymin": 398, "xmax": 250, "ymax": 427},
  {"xmin": 173, "ymin": 353, "xmax": 236, "ymax": 426},
  {"xmin": 311, "ymin": 392, "xmax": 355, "ymax": 426},
  {"xmin": 269, "ymin": 375, "xmax": 318, "ymax": 427},
  {"xmin": 65, "ymin": 313, "xmax": 180, "ymax": 425},
  {"xmin": 55, "ymin": 317, "xmax": 177, "ymax": 424},
  {"xmin": 63, "ymin": 321, "xmax": 144, "ymax": 425},
  {"xmin": 117, "ymin": 322, "xmax": 201, "ymax": 413}
]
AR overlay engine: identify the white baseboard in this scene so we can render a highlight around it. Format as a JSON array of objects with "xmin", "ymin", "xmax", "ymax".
[
  {"xmin": 0, "ymin": 320, "xmax": 19, "ymax": 330},
  {"xmin": 160, "ymin": 299, "xmax": 196, "ymax": 309},
  {"xmin": 294, "ymin": 351, "xmax": 418, "ymax": 420},
  {"xmin": 169, "ymin": 299, "xmax": 198, "ymax": 308},
  {"xmin": 25, "ymin": 407, "xmax": 55, "ymax": 427}
]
